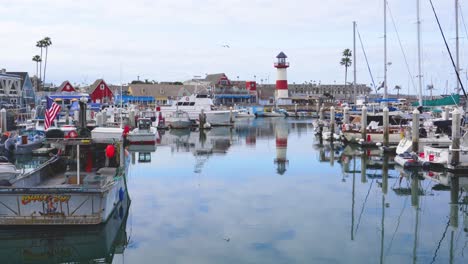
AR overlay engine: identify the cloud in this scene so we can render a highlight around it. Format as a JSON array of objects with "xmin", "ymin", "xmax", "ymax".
[{"xmin": 0, "ymin": 0, "xmax": 464, "ymax": 93}]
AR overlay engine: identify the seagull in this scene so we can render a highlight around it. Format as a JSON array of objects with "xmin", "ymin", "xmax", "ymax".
[{"xmin": 221, "ymin": 44, "xmax": 230, "ymax": 48}]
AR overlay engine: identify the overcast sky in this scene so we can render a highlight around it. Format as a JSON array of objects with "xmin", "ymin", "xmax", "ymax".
[{"xmin": 0, "ymin": 0, "xmax": 466, "ymax": 95}]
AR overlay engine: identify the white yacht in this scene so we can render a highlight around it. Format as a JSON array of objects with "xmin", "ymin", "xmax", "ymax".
[
  {"xmin": 127, "ymin": 118, "xmax": 158, "ymax": 144},
  {"xmin": 160, "ymin": 94, "xmax": 236, "ymax": 126}
]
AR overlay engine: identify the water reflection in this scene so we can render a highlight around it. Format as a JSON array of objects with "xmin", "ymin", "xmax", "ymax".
[
  {"xmin": 7, "ymin": 118, "xmax": 467, "ymax": 263},
  {"xmin": 0, "ymin": 193, "xmax": 131, "ymax": 264}
]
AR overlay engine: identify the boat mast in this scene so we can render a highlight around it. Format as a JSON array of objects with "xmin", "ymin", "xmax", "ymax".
[
  {"xmin": 384, "ymin": 0, "xmax": 388, "ymax": 101},
  {"xmin": 353, "ymin": 21, "xmax": 357, "ymax": 105},
  {"xmin": 456, "ymin": 0, "xmax": 460, "ymax": 94},
  {"xmin": 417, "ymin": 0, "xmax": 423, "ymax": 106}
]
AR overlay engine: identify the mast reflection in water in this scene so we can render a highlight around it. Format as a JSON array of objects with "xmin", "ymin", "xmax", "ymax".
[{"xmin": 6, "ymin": 118, "xmax": 467, "ymax": 263}]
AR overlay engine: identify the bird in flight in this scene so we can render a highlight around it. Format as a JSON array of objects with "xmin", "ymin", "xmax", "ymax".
[{"xmin": 221, "ymin": 44, "xmax": 230, "ymax": 48}]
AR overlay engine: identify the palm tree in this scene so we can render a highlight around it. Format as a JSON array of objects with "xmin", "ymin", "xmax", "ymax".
[
  {"xmin": 41, "ymin": 37, "xmax": 52, "ymax": 90},
  {"xmin": 394, "ymin": 85, "xmax": 402, "ymax": 97},
  {"xmin": 340, "ymin": 49, "xmax": 352, "ymax": 99},
  {"xmin": 427, "ymin": 84, "xmax": 435, "ymax": 99},
  {"xmin": 36, "ymin": 40, "xmax": 45, "ymax": 89},
  {"xmin": 32, "ymin": 55, "xmax": 42, "ymax": 89}
]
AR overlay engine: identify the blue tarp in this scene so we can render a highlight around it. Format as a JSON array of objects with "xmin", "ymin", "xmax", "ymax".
[
  {"xmin": 372, "ymin": 98, "xmax": 400, "ymax": 103},
  {"xmin": 115, "ymin": 95, "xmax": 154, "ymax": 103},
  {"xmin": 215, "ymin": 94, "xmax": 254, "ymax": 99}
]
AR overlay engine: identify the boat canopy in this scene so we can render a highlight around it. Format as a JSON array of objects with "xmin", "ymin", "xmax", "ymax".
[{"xmin": 411, "ymin": 94, "xmax": 459, "ymax": 107}]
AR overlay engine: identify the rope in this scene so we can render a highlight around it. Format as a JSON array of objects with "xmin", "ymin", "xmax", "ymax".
[
  {"xmin": 428, "ymin": 0, "xmax": 467, "ymax": 99},
  {"xmin": 386, "ymin": 2, "xmax": 418, "ymax": 95},
  {"xmin": 356, "ymin": 26, "xmax": 377, "ymax": 93}
]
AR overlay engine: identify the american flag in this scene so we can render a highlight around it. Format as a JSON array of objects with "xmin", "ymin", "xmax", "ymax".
[{"xmin": 44, "ymin": 102, "xmax": 61, "ymax": 130}]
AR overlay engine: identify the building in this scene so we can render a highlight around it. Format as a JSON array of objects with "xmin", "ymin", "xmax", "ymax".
[
  {"xmin": 58, "ymin": 80, "xmax": 76, "ymax": 92},
  {"xmin": 88, "ymin": 79, "xmax": 114, "ymax": 103},
  {"xmin": 190, "ymin": 73, "xmax": 255, "ymax": 105},
  {"xmin": 127, "ymin": 83, "xmax": 205, "ymax": 105},
  {"xmin": 0, "ymin": 69, "xmax": 36, "ymax": 107}
]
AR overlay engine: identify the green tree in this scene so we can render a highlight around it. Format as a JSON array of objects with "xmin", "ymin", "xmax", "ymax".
[
  {"xmin": 394, "ymin": 85, "xmax": 401, "ymax": 97},
  {"xmin": 32, "ymin": 55, "xmax": 41, "ymax": 79},
  {"xmin": 340, "ymin": 49, "xmax": 352, "ymax": 99},
  {"xmin": 41, "ymin": 37, "xmax": 52, "ymax": 90},
  {"xmin": 36, "ymin": 40, "xmax": 45, "ymax": 89}
]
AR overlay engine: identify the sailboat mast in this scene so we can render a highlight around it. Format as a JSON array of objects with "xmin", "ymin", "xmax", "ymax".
[
  {"xmin": 353, "ymin": 21, "xmax": 357, "ymax": 105},
  {"xmin": 417, "ymin": 0, "xmax": 423, "ymax": 106},
  {"xmin": 384, "ymin": 0, "xmax": 388, "ymax": 101},
  {"xmin": 456, "ymin": 0, "xmax": 460, "ymax": 94}
]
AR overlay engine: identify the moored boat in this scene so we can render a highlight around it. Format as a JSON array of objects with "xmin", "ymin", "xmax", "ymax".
[{"xmin": 127, "ymin": 118, "xmax": 158, "ymax": 144}]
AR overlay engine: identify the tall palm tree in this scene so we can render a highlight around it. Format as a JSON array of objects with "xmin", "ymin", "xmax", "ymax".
[
  {"xmin": 340, "ymin": 49, "xmax": 352, "ymax": 100},
  {"xmin": 32, "ymin": 55, "xmax": 42, "ymax": 89},
  {"xmin": 36, "ymin": 40, "xmax": 45, "ymax": 89},
  {"xmin": 427, "ymin": 84, "xmax": 435, "ymax": 99},
  {"xmin": 42, "ymin": 37, "xmax": 52, "ymax": 90},
  {"xmin": 394, "ymin": 85, "xmax": 402, "ymax": 97}
]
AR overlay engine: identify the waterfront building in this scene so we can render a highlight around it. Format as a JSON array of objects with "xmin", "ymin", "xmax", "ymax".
[
  {"xmin": 0, "ymin": 69, "xmax": 36, "ymax": 107},
  {"xmin": 127, "ymin": 83, "xmax": 204, "ymax": 105},
  {"xmin": 88, "ymin": 79, "xmax": 114, "ymax": 103},
  {"xmin": 58, "ymin": 80, "xmax": 76, "ymax": 92}
]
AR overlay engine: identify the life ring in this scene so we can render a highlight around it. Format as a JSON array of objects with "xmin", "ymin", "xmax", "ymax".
[{"xmin": 185, "ymin": 97, "xmax": 189, "ymax": 101}]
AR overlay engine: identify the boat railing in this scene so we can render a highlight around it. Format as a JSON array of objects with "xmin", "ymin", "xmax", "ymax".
[{"xmin": 0, "ymin": 214, "xmax": 102, "ymax": 225}]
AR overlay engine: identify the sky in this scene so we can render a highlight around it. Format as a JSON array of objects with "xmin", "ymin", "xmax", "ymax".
[{"xmin": 0, "ymin": 0, "xmax": 466, "ymax": 96}]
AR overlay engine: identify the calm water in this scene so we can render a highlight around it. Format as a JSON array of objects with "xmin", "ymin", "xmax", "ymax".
[{"xmin": 1, "ymin": 118, "xmax": 467, "ymax": 263}]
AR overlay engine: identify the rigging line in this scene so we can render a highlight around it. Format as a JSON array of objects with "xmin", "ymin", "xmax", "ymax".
[
  {"xmin": 387, "ymin": 1, "xmax": 418, "ymax": 93},
  {"xmin": 430, "ymin": 218, "xmax": 450, "ymax": 264},
  {"xmin": 428, "ymin": 0, "xmax": 467, "ymax": 99},
  {"xmin": 356, "ymin": 26, "xmax": 377, "ymax": 92},
  {"xmin": 459, "ymin": 2, "xmax": 468, "ymax": 47},
  {"xmin": 385, "ymin": 196, "xmax": 408, "ymax": 257},
  {"xmin": 354, "ymin": 178, "xmax": 374, "ymax": 235}
]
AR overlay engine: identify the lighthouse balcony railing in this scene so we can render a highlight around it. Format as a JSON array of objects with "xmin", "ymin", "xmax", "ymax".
[{"xmin": 274, "ymin": 62, "xmax": 289, "ymax": 67}]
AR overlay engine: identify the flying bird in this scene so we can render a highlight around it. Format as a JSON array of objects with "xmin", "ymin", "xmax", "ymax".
[{"xmin": 221, "ymin": 44, "xmax": 230, "ymax": 48}]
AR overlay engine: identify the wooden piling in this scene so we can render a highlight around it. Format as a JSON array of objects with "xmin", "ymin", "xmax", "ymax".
[
  {"xmin": 330, "ymin": 106, "xmax": 335, "ymax": 143},
  {"xmin": 383, "ymin": 107, "xmax": 389, "ymax": 146},
  {"xmin": 451, "ymin": 108, "xmax": 461, "ymax": 166},
  {"xmin": 412, "ymin": 109, "xmax": 420, "ymax": 153},
  {"xmin": 361, "ymin": 105, "xmax": 367, "ymax": 141}
]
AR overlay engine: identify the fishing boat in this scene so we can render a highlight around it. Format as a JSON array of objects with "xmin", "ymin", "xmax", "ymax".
[
  {"xmin": 0, "ymin": 157, "xmax": 21, "ymax": 181},
  {"xmin": 165, "ymin": 110, "xmax": 192, "ymax": 129},
  {"xmin": 0, "ymin": 101, "xmax": 129, "ymax": 225},
  {"xmin": 160, "ymin": 94, "xmax": 235, "ymax": 126},
  {"xmin": 263, "ymin": 108, "xmax": 288, "ymax": 117},
  {"xmin": 236, "ymin": 108, "xmax": 255, "ymax": 118},
  {"xmin": 127, "ymin": 118, "xmax": 158, "ymax": 144}
]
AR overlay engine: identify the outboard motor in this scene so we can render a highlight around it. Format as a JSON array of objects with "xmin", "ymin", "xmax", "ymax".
[{"xmin": 78, "ymin": 99, "xmax": 91, "ymax": 137}]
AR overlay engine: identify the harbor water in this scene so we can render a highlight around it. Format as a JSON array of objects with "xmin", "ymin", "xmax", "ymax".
[{"xmin": 1, "ymin": 118, "xmax": 467, "ymax": 263}]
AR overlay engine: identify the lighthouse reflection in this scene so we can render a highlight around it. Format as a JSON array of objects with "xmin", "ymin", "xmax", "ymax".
[{"xmin": 274, "ymin": 118, "xmax": 289, "ymax": 175}]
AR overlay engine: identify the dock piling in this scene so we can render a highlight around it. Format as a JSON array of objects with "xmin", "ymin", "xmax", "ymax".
[
  {"xmin": 361, "ymin": 106, "xmax": 367, "ymax": 141},
  {"xmin": 412, "ymin": 109, "xmax": 420, "ymax": 153},
  {"xmin": 330, "ymin": 106, "xmax": 335, "ymax": 143},
  {"xmin": 383, "ymin": 107, "xmax": 389, "ymax": 146},
  {"xmin": 451, "ymin": 108, "xmax": 461, "ymax": 166},
  {"xmin": 343, "ymin": 106, "xmax": 350, "ymax": 125}
]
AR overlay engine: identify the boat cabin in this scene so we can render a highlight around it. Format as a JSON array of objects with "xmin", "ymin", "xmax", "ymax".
[{"xmin": 138, "ymin": 118, "xmax": 152, "ymax": 130}]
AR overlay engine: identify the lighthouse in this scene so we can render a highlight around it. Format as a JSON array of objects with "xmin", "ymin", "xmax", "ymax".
[
  {"xmin": 274, "ymin": 51, "xmax": 290, "ymax": 100},
  {"xmin": 274, "ymin": 119, "xmax": 289, "ymax": 175}
]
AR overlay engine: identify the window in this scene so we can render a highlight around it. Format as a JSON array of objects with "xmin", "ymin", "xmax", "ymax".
[
  {"xmin": 183, "ymin": 102, "xmax": 190, "ymax": 106},
  {"xmin": 100, "ymin": 84, "xmax": 105, "ymax": 90},
  {"xmin": 177, "ymin": 102, "xmax": 183, "ymax": 106},
  {"xmin": 189, "ymin": 102, "xmax": 195, "ymax": 106}
]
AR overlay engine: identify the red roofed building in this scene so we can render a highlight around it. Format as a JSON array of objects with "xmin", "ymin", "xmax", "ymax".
[
  {"xmin": 58, "ymin": 81, "xmax": 76, "ymax": 92},
  {"xmin": 88, "ymin": 79, "xmax": 113, "ymax": 103}
]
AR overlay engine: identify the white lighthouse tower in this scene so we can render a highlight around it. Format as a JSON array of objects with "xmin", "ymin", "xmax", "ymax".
[
  {"xmin": 274, "ymin": 119, "xmax": 289, "ymax": 175},
  {"xmin": 274, "ymin": 51, "xmax": 290, "ymax": 100}
]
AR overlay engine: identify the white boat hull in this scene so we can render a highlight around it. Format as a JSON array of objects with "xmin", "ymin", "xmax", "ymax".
[{"xmin": 342, "ymin": 130, "xmax": 402, "ymax": 144}]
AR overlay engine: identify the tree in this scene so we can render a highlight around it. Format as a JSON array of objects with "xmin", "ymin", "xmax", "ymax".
[
  {"xmin": 32, "ymin": 55, "xmax": 41, "ymax": 78},
  {"xmin": 427, "ymin": 84, "xmax": 435, "ymax": 99},
  {"xmin": 41, "ymin": 37, "xmax": 52, "ymax": 91},
  {"xmin": 340, "ymin": 49, "xmax": 352, "ymax": 100},
  {"xmin": 394, "ymin": 85, "xmax": 402, "ymax": 97},
  {"xmin": 36, "ymin": 40, "xmax": 45, "ymax": 89}
]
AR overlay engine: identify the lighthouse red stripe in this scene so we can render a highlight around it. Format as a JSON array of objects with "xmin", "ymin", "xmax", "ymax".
[
  {"xmin": 276, "ymin": 138, "xmax": 288, "ymax": 147},
  {"xmin": 276, "ymin": 80, "xmax": 288, "ymax": 90}
]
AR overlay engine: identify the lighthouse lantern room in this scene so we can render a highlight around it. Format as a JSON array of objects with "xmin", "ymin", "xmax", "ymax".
[{"xmin": 274, "ymin": 51, "xmax": 290, "ymax": 101}]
